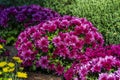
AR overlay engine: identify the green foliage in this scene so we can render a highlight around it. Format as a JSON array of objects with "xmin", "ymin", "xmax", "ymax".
[
  {"xmin": 0, "ymin": 25, "xmax": 23, "ymax": 45},
  {"xmin": 43, "ymin": 0, "xmax": 120, "ymax": 45}
]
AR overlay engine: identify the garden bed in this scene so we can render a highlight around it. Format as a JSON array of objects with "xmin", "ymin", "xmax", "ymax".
[{"xmin": 1, "ymin": 2, "xmax": 120, "ymax": 79}]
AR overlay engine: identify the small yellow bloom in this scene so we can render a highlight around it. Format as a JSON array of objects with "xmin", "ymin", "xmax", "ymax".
[
  {"xmin": 0, "ymin": 71, "xmax": 2, "ymax": 75},
  {"xmin": 17, "ymin": 72, "xmax": 27, "ymax": 78},
  {"xmin": 8, "ymin": 78, "xmax": 12, "ymax": 80},
  {"xmin": 17, "ymin": 59, "xmax": 23, "ymax": 63},
  {"xmin": 0, "ymin": 44, "xmax": 3, "ymax": 49},
  {"xmin": 8, "ymin": 62, "xmax": 15, "ymax": 68},
  {"xmin": 12, "ymin": 56, "xmax": 20, "ymax": 61},
  {"xmin": 3, "ymin": 67, "xmax": 9, "ymax": 72},
  {"xmin": 9, "ymin": 68, "xmax": 15, "ymax": 72},
  {"xmin": 0, "ymin": 62, "xmax": 7, "ymax": 67},
  {"xmin": 12, "ymin": 57, "xmax": 23, "ymax": 63}
]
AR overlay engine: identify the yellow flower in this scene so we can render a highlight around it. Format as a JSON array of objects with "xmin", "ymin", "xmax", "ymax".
[
  {"xmin": 12, "ymin": 57, "xmax": 23, "ymax": 63},
  {"xmin": 0, "ymin": 71, "xmax": 2, "ymax": 75},
  {"xmin": 17, "ymin": 59, "xmax": 23, "ymax": 63},
  {"xmin": 8, "ymin": 62, "xmax": 15, "ymax": 68},
  {"xmin": 3, "ymin": 67, "xmax": 9, "ymax": 72},
  {"xmin": 8, "ymin": 78, "xmax": 12, "ymax": 80},
  {"xmin": 9, "ymin": 68, "xmax": 15, "ymax": 72},
  {"xmin": 0, "ymin": 62, "xmax": 7, "ymax": 67},
  {"xmin": 0, "ymin": 44, "xmax": 3, "ymax": 49},
  {"xmin": 12, "ymin": 56, "xmax": 20, "ymax": 61},
  {"xmin": 17, "ymin": 72, "xmax": 27, "ymax": 78}
]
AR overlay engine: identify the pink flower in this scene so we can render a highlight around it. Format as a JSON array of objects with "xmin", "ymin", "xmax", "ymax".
[
  {"xmin": 36, "ymin": 37, "xmax": 49, "ymax": 52},
  {"xmin": 74, "ymin": 25, "xmax": 83, "ymax": 34},
  {"xmin": 60, "ymin": 19, "xmax": 70, "ymax": 29},
  {"xmin": 48, "ymin": 23, "xmax": 57, "ymax": 32},
  {"xmin": 52, "ymin": 36, "xmax": 61, "ymax": 47},
  {"xmin": 107, "ymin": 74, "xmax": 116, "ymax": 80},
  {"xmin": 91, "ymin": 64, "xmax": 101, "ymax": 72},
  {"xmin": 31, "ymin": 32, "xmax": 41, "ymax": 40},
  {"xmin": 55, "ymin": 64, "xmax": 64, "ymax": 75},
  {"xmin": 71, "ymin": 18, "xmax": 81, "ymax": 25},
  {"xmin": 48, "ymin": 64, "xmax": 55, "ymax": 70},
  {"xmin": 37, "ymin": 56, "xmax": 49, "ymax": 69},
  {"xmin": 73, "ymin": 78, "xmax": 79, "ymax": 80},
  {"xmin": 70, "ymin": 35, "xmax": 79, "ymax": 44},
  {"xmin": 98, "ymin": 73, "xmax": 108, "ymax": 80},
  {"xmin": 64, "ymin": 68, "xmax": 74, "ymax": 80}
]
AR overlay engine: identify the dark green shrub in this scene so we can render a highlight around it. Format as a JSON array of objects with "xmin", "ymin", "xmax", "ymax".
[{"xmin": 0, "ymin": 0, "xmax": 45, "ymax": 6}]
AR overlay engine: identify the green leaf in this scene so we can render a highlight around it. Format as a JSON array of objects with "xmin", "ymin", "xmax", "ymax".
[
  {"xmin": 32, "ymin": 65, "xmax": 36, "ymax": 71},
  {"xmin": 6, "ymin": 36, "xmax": 16, "ymax": 45}
]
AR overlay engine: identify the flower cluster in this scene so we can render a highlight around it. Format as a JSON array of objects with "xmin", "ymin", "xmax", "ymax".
[
  {"xmin": 15, "ymin": 16, "xmax": 104, "ymax": 75},
  {"xmin": 0, "ymin": 56, "xmax": 27, "ymax": 80},
  {"xmin": 0, "ymin": 4, "xmax": 60, "ymax": 27},
  {"xmin": 64, "ymin": 44, "xmax": 120, "ymax": 80},
  {"xmin": 98, "ymin": 69, "xmax": 120, "ymax": 80},
  {"xmin": 78, "ymin": 44, "xmax": 120, "ymax": 63}
]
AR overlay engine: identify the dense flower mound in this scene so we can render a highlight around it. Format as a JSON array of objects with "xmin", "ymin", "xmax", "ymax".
[
  {"xmin": 15, "ymin": 16, "xmax": 104, "ymax": 75},
  {"xmin": 0, "ymin": 4, "xmax": 60, "ymax": 27},
  {"xmin": 64, "ymin": 44, "xmax": 120, "ymax": 80}
]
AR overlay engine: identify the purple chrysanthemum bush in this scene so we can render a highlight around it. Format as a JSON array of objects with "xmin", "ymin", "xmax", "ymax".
[
  {"xmin": 15, "ymin": 16, "xmax": 104, "ymax": 74},
  {"xmin": 15, "ymin": 15, "xmax": 120, "ymax": 80},
  {"xmin": 0, "ymin": 4, "xmax": 60, "ymax": 27},
  {"xmin": 0, "ymin": 4, "xmax": 60, "ymax": 45}
]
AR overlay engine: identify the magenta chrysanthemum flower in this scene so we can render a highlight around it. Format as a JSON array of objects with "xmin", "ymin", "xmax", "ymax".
[
  {"xmin": 36, "ymin": 56, "xmax": 49, "ymax": 69},
  {"xmin": 98, "ymin": 73, "xmax": 108, "ymax": 80},
  {"xmin": 55, "ymin": 64, "xmax": 64, "ymax": 75},
  {"xmin": 36, "ymin": 37, "xmax": 49, "ymax": 52},
  {"xmin": 64, "ymin": 67, "xmax": 74, "ymax": 80}
]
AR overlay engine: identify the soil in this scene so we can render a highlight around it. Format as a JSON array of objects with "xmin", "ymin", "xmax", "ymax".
[{"xmin": 26, "ymin": 72, "xmax": 62, "ymax": 80}]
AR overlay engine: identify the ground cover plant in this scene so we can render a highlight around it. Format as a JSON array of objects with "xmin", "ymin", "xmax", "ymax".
[{"xmin": 0, "ymin": 4, "xmax": 60, "ymax": 45}]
